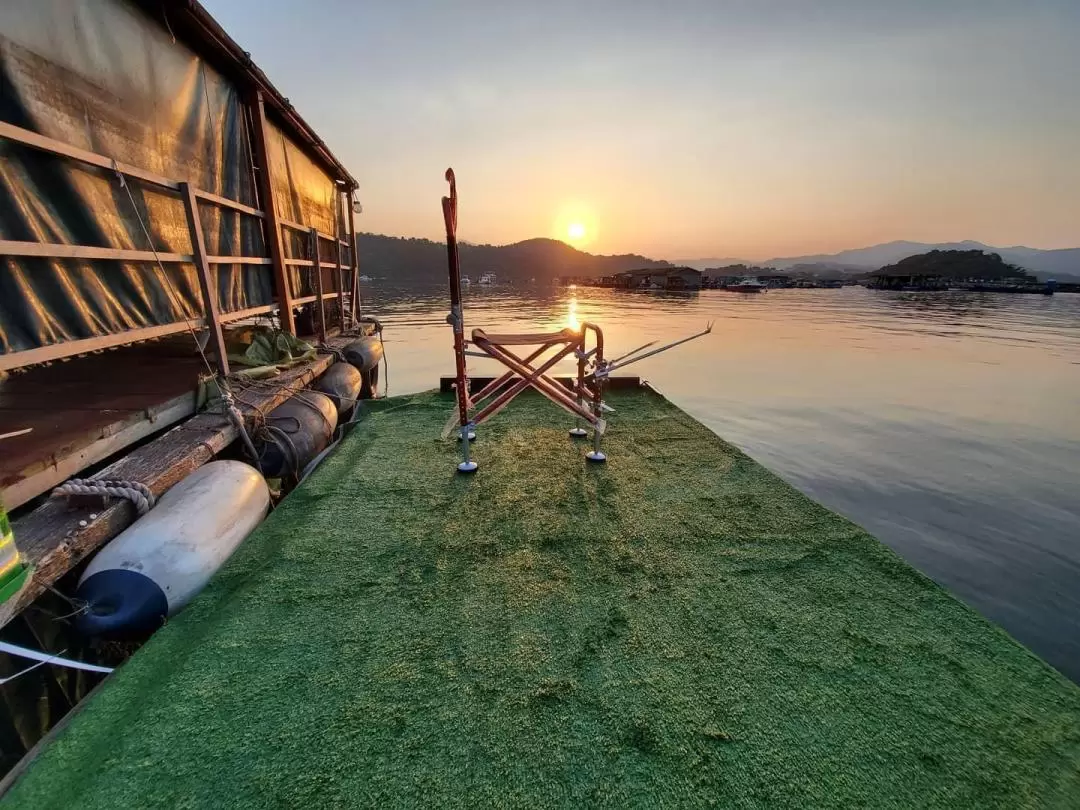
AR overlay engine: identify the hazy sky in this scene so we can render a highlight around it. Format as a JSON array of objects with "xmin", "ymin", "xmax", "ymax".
[{"xmin": 204, "ymin": 0, "xmax": 1080, "ymax": 260}]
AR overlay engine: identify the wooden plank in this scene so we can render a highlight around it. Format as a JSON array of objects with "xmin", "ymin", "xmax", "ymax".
[
  {"xmin": 0, "ymin": 322, "xmax": 204, "ymax": 372},
  {"xmin": 334, "ymin": 191, "xmax": 346, "ymax": 330},
  {"xmin": 280, "ymin": 219, "xmax": 334, "ymax": 243},
  {"xmin": 180, "ymin": 183, "xmax": 230, "ymax": 377},
  {"xmin": 292, "ymin": 293, "xmax": 337, "ymax": 306},
  {"xmin": 207, "ymin": 256, "xmax": 273, "ymax": 266},
  {"xmin": 220, "ymin": 304, "xmax": 276, "ymax": 323},
  {"xmin": 0, "ymin": 393, "xmax": 195, "ymax": 511},
  {"xmin": 0, "ymin": 241, "xmax": 191, "ymax": 263},
  {"xmin": 2, "ymin": 343, "xmax": 348, "ymax": 629},
  {"xmin": 0, "ymin": 120, "xmax": 178, "ymax": 191},
  {"xmin": 283, "ymin": 258, "xmax": 315, "ymax": 267},
  {"xmin": 248, "ymin": 90, "xmax": 295, "ymax": 334},
  {"xmin": 348, "ymin": 189, "xmax": 361, "ymax": 324},
  {"xmin": 310, "ymin": 228, "xmax": 327, "ymax": 343},
  {"xmin": 192, "ymin": 189, "xmax": 265, "ymax": 219}
]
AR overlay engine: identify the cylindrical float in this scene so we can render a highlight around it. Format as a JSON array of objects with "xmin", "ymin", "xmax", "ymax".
[
  {"xmin": 314, "ymin": 362, "xmax": 363, "ymax": 417},
  {"xmin": 256, "ymin": 390, "xmax": 338, "ymax": 479},
  {"xmin": 76, "ymin": 461, "xmax": 270, "ymax": 636},
  {"xmin": 343, "ymin": 336, "xmax": 382, "ymax": 374}
]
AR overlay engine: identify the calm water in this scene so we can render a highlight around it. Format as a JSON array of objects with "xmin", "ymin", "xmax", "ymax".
[{"xmin": 367, "ymin": 284, "xmax": 1080, "ymax": 681}]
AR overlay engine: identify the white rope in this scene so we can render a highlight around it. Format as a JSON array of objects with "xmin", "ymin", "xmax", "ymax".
[
  {"xmin": 51, "ymin": 479, "xmax": 155, "ymax": 516},
  {"xmin": 0, "ymin": 641, "xmax": 113, "ymax": 682}
]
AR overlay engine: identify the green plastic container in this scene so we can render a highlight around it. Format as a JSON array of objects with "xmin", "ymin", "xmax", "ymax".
[{"xmin": 0, "ymin": 500, "xmax": 30, "ymax": 604}]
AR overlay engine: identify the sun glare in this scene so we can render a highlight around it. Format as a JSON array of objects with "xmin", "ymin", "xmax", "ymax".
[{"xmin": 567, "ymin": 222, "xmax": 586, "ymax": 242}]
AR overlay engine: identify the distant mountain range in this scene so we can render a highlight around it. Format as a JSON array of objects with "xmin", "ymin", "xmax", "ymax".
[
  {"xmin": 358, "ymin": 234, "xmax": 670, "ymax": 284},
  {"xmin": 359, "ymin": 233, "xmax": 1080, "ymax": 285},
  {"xmin": 679, "ymin": 241, "xmax": 1080, "ymax": 281}
]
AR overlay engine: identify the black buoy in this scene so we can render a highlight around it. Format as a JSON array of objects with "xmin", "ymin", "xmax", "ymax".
[
  {"xmin": 314, "ymin": 362, "xmax": 363, "ymax": 416},
  {"xmin": 256, "ymin": 391, "xmax": 338, "ymax": 479},
  {"xmin": 343, "ymin": 336, "xmax": 383, "ymax": 374}
]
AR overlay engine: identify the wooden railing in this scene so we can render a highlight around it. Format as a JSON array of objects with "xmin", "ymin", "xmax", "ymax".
[{"xmin": 0, "ymin": 114, "xmax": 358, "ymax": 375}]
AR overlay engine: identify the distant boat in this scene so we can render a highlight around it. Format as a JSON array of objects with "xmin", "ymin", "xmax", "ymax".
[
  {"xmin": 358, "ymin": 275, "xmax": 372, "ymax": 282},
  {"xmin": 724, "ymin": 278, "xmax": 766, "ymax": 293},
  {"xmin": 479, "ymin": 272, "xmax": 497, "ymax": 286},
  {"xmin": 462, "ymin": 276, "xmax": 472, "ymax": 286}
]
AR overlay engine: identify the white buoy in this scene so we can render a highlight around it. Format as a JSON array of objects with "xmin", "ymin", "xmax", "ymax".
[{"xmin": 76, "ymin": 461, "xmax": 270, "ymax": 635}]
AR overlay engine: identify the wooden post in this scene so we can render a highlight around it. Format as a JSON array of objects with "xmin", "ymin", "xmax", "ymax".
[
  {"xmin": 180, "ymin": 183, "xmax": 230, "ymax": 376},
  {"xmin": 310, "ymin": 228, "xmax": 327, "ymax": 343},
  {"xmin": 248, "ymin": 90, "xmax": 295, "ymax": 335},
  {"xmin": 348, "ymin": 189, "xmax": 361, "ymax": 324},
  {"xmin": 334, "ymin": 190, "xmax": 346, "ymax": 330}
]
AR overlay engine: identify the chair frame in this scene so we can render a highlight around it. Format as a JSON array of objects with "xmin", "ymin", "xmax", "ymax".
[{"xmin": 442, "ymin": 169, "xmax": 607, "ymax": 472}]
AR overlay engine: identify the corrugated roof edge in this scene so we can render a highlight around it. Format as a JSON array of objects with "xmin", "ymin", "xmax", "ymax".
[{"xmin": 133, "ymin": 0, "xmax": 358, "ymax": 191}]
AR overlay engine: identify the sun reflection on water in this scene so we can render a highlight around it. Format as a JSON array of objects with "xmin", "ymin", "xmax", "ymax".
[{"xmin": 566, "ymin": 295, "xmax": 580, "ymax": 330}]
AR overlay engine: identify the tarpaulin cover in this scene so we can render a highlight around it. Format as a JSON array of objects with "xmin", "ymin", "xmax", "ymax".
[
  {"xmin": 0, "ymin": 0, "xmax": 339, "ymax": 361},
  {"xmin": 265, "ymin": 118, "xmax": 344, "ymax": 300}
]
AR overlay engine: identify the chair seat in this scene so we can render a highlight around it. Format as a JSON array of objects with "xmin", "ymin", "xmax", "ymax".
[{"xmin": 471, "ymin": 327, "xmax": 579, "ymax": 346}]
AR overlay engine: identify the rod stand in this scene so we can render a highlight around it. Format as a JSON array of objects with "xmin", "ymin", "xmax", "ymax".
[{"xmin": 457, "ymin": 423, "xmax": 478, "ymax": 473}]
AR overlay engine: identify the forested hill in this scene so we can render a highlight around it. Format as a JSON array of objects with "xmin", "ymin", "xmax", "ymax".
[
  {"xmin": 357, "ymin": 234, "xmax": 671, "ymax": 284},
  {"xmin": 876, "ymin": 250, "xmax": 1033, "ymax": 280}
]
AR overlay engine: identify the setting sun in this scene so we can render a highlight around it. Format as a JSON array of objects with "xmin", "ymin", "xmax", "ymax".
[{"xmin": 567, "ymin": 222, "xmax": 586, "ymax": 242}]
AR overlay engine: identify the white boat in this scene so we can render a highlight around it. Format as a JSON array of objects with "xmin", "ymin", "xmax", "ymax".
[
  {"xmin": 462, "ymin": 276, "xmax": 472, "ymax": 286},
  {"xmin": 725, "ymin": 277, "xmax": 766, "ymax": 293},
  {"xmin": 478, "ymin": 272, "xmax": 497, "ymax": 286}
]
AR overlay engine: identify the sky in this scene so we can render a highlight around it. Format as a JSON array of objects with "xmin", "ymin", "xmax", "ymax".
[{"xmin": 204, "ymin": 0, "xmax": 1080, "ymax": 261}]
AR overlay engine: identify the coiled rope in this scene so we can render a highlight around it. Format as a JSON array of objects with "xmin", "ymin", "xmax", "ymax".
[{"xmin": 51, "ymin": 479, "xmax": 156, "ymax": 516}]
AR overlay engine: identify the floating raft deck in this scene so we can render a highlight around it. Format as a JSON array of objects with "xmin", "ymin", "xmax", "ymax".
[{"xmin": 6, "ymin": 386, "xmax": 1080, "ymax": 807}]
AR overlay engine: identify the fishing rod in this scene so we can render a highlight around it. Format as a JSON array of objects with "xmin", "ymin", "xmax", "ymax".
[{"xmin": 590, "ymin": 322, "xmax": 713, "ymax": 380}]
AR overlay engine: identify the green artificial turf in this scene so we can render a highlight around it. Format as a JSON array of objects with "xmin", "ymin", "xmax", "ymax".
[{"xmin": 6, "ymin": 388, "xmax": 1080, "ymax": 808}]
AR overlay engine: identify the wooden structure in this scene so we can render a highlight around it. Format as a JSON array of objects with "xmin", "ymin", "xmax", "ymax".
[
  {"xmin": 0, "ymin": 117, "xmax": 358, "ymax": 374},
  {"xmin": 0, "ymin": 1, "xmax": 365, "ymax": 623},
  {"xmin": 0, "ymin": 336, "xmax": 352, "ymax": 629}
]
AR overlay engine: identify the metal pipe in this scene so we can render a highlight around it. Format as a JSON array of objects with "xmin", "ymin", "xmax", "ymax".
[
  {"xmin": 594, "ymin": 323, "xmax": 712, "ymax": 378},
  {"xmin": 443, "ymin": 169, "xmax": 471, "ymax": 431}
]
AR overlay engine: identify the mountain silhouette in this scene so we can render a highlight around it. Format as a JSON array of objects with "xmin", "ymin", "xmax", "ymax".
[
  {"xmin": 681, "ymin": 241, "xmax": 1080, "ymax": 280},
  {"xmin": 358, "ymin": 234, "xmax": 670, "ymax": 284}
]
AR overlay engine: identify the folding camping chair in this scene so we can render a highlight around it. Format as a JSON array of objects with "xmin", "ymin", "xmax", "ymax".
[{"xmin": 442, "ymin": 169, "xmax": 608, "ymax": 472}]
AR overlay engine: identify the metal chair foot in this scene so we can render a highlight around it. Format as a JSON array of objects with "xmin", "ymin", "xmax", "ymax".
[
  {"xmin": 569, "ymin": 427, "xmax": 588, "ymax": 438},
  {"xmin": 585, "ymin": 451, "xmax": 607, "ymax": 463},
  {"xmin": 457, "ymin": 431, "xmax": 477, "ymax": 441},
  {"xmin": 457, "ymin": 460, "xmax": 479, "ymax": 473}
]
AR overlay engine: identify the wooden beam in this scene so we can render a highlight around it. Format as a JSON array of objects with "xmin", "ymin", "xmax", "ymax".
[
  {"xmin": 2, "ymin": 341, "xmax": 350, "ymax": 630},
  {"xmin": 220, "ymin": 304, "xmax": 276, "ymax": 323},
  {"xmin": 310, "ymin": 228, "xmax": 327, "ymax": 343},
  {"xmin": 348, "ymin": 189, "xmax": 361, "ymax": 323},
  {"xmin": 192, "ymin": 189, "xmax": 265, "ymax": 218},
  {"xmin": 282, "ymin": 258, "xmax": 315, "ymax": 267},
  {"xmin": 0, "ymin": 120, "xmax": 178, "ymax": 191},
  {"xmin": 334, "ymin": 191, "xmax": 346, "ymax": 330},
  {"xmin": 0, "ymin": 241, "xmax": 191, "ymax": 263},
  {"xmin": 292, "ymin": 293, "xmax": 337, "ymax": 306},
  {"xmin": 181, "ymin": 183, "xmax": 230, "ymax": 377},
  {"xmin": 0, "ymin": 321, "xmax": 204, "ymax": 372},
  {"xmin": 206, "ymin": 256, "xmax": 273, "ymax": 265},
  {"xmin": 248, "ymin": 90, "xmax": 295, "ymax": 334},
  {"xmin": 279, "ymin": 218, "xmax": 334, "ymax": 242}
]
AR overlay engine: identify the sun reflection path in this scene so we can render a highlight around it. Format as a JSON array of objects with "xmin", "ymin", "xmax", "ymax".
[{"xmin": 567, "ymin": 295, "xmax": 580, "ymax": 331}]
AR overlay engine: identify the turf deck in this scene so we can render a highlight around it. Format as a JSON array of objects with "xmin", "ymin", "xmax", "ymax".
[{"xmin": 6, "ymin": 387, "xmax": 1080, "ymax": 808}]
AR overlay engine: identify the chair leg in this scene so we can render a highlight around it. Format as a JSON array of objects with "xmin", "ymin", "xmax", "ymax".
[
  {"xmin": 569, "ymin": 395, "xmax": 588, "ymax": 438},
  {"xmin": 457, "ymin": 424, "xmax": 478, "ymax": 473},
  {"xmin": 585, "ymin": 426, "xmax": 606, "ymax": 463}
]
